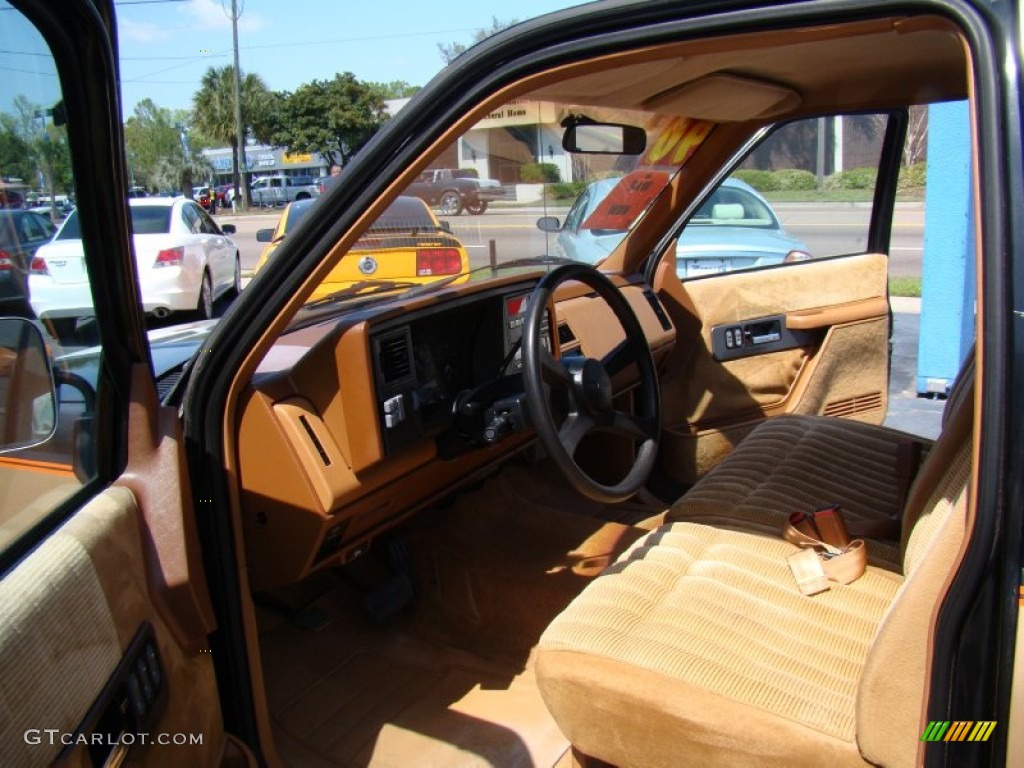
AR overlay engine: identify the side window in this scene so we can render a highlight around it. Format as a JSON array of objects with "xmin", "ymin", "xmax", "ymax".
[
  {"xmin": 675, "ymin": 113, "xmax": 890, "ymax": 278},
  {"xmin": 182, "ymin": 203, "xmax": 202, "ymax": 234},
  {"xmin": 196, "ymin": 207, "xmax": 219, "ymax": 235},
  {"xmin": 0, "ymin": 7, "xmax": 98, "ymax": 555}
]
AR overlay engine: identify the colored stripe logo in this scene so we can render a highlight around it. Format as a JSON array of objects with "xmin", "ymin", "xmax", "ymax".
[{"xmin": 921, "ymin": 721, "xmax": 997, "ymax": 742}]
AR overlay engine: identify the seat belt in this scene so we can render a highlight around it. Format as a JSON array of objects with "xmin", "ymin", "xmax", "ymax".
[{"xmin": 784, "ymin": 505, "xmax": 867, "ymax": 595}]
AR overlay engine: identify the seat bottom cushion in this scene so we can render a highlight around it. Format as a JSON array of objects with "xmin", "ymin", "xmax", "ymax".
[
  {"xmin": 535, "ymin": 522, "xmax": 903, "ymax": 767},
  {"xmin": 667, "ymin": 415, "xmax": 928, "ymax": 569}
]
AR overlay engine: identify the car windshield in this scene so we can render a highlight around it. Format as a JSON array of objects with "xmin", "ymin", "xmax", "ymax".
[{"xmin": 284, "ymin": 99, "xmax": 705, "ymax": 309}]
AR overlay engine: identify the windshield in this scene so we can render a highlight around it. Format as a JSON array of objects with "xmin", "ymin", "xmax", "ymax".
[{"xmin": 278, "ymin": 98, "xmax": 712, "ymax": 308}]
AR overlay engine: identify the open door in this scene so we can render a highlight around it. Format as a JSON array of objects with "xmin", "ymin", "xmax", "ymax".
[
  {"xmin": 0, "ymin": 2, "xmax": 232, "ymax": 765},
  {"xmin": 651, "ymin": 111, "xmax": 908, "ymax": 483}
]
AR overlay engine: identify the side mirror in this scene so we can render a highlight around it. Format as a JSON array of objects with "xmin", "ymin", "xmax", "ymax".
[
  {"xmin": 563, "ymin": 122, "xmax": 647, "ymax": 155},
  {"xmin": 537, "ymin": 216, "xmax": 562, "ymax": 233},
  {"xmin": 220, "ymin": 223, "xmax": 237, "ymax": 235},
  {"xmin": 256, "ymin": 228, "xmax": 274, "ymax": 243},
  {"xmin": 0, "ymin": 318, "xmax": 57, "ymax": 453}
]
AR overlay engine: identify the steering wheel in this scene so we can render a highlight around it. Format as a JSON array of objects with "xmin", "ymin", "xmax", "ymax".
[{"xmin": 521, "ymin": 263, "xmax": 660, "ymax": 504}]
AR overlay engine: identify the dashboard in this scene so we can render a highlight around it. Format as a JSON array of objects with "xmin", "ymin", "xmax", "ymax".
[{"xmin": 237, "ymin": 275, "xmax": 675, "ymax": 591}]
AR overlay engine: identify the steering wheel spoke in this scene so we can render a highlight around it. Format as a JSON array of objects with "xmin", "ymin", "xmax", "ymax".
[
  {"xmin": 606, "ymin": 410, "xmax": 655, "ymax": 441},
  {"xmin": 601, "ymin": 338, "xmax": 638, "ymax": 377},
  {"xmin": 540, "ymin": 345, "xmax": 571, "ymax": 388},
  {"xmin": 559, "ymin": 412, "xmax": 595, "ymax": 455}
]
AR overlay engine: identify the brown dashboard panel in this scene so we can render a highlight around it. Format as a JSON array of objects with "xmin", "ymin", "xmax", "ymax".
[{"xmin": 237, "ymin": 275, "xmax": 676, "ymax": 592}]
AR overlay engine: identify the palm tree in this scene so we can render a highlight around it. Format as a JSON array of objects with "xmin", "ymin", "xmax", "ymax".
[{"xmin": 192, "ymin": 66, "xmax": 274, "ymax": 208}]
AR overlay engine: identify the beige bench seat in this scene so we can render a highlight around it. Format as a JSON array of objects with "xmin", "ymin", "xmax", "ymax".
[
  {"xmin": 666, "ymin": 415, "xmax": 928, "ymax": 569},
  {"xmin": 535, "ymin": 359, "xmax": 974, "ymax": 767}
]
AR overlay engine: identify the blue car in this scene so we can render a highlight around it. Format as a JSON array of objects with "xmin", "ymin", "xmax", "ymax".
[{"xmin": 539, "ymin": 176, "xmax": 811, "ymax": 278}]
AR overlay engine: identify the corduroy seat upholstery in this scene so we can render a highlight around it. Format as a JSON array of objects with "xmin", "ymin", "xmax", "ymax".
[
  {"xmin": 664, "ymin": 415, "xmax": 926, "ymax": 569},
  {"xmin": 535, "ymin": 361, "xmax": 975, "ymax": 767},
  {"xmin": 664, "ymin": 349, "xmax": 973, "ymax": 571}
]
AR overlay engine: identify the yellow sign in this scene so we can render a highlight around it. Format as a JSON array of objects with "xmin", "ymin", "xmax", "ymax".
[{"xmin": 284, "ymin": 153, "xmax": 312, "ymax": 164}]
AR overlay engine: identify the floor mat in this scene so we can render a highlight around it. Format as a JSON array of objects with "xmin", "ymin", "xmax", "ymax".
[
  {"xmin": 260, "ymin": 464, "xmax": 655, "ymax": 766},
  {"xmin": 262, "ymin": 585, "xmax": 569, "ymax": 768}
]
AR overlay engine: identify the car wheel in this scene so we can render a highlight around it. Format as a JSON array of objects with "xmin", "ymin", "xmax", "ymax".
[
  {"xmin": 227, "ymin": 253, "xmax": 242, "ymax": 299},
  {"xmin": 465, "ymin": 200, "xmax": 488, "ymax": 215},
  {"xmin": 439, "ymin": 191, "xmax": 463, "ymax": 216},
  {"xmin": 194, "ymin": 270, "xmax": 214, "ymax": 320}
]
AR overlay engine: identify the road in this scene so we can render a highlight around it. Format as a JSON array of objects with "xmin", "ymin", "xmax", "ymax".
[{"xmin": 217, "ymin": 201, "xmax": 925, "ymax": 279}]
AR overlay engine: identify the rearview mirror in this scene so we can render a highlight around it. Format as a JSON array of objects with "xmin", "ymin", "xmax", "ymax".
[
  {"xmin": 220, "ymin": 223, "xmax": 236, "ymax": 235},
  {"xmin": 563, "ymin": 123, "xmax": 646, "ymax": 155},
  {"xmin": 0, "ymin": 318, "xmax": 57, "ymax": 453},
  {"xmin": 256, "ymin": 228, "xmax": 274, "ymax": 243}
]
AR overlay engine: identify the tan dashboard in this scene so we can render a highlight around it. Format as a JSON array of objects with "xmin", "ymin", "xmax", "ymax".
[{"xmin": 236, "ymin": 275, "xmax": 675, "ymax": 591}]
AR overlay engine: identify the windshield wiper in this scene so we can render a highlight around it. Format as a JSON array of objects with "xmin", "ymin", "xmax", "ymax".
[{"xmin": 404, "ymin": 256, "xmax": 579, "ymax": 298}]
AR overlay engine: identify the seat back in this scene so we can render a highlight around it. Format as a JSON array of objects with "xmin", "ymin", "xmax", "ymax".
[{"xmin": 856, "ymin": 352, "xmax": 975, "ymax": 766}]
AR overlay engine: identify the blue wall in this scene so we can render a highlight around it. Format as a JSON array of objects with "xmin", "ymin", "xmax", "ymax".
[{"xmin": 917, "ymin": 100, "xmax": 975, "ymax": 395}]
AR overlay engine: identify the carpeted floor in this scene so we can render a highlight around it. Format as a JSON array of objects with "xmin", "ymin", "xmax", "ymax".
[{"xmin": 258, "ymin": 463, "xmax": 662, "ymax": 767}]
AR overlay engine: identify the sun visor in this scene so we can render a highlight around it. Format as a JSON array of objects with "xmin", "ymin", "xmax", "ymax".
[{"xmin": 643, "ymin": 72, "xmax": 802, "ymax": 121}]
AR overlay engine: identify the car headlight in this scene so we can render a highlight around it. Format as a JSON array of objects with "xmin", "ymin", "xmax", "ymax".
[{"xmin": 784, "ymin": 250, "xmax": 812, "ymax": 263}]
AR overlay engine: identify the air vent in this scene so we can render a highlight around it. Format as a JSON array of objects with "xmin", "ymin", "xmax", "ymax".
[
  {"xmin": 376, "ymin": 330, "xmax": 414, "ymax": 385},
  {"xmin": 823, "ymin": 392, "xmax": 884, "ymax": 417},
  {"xmin": 155, "ymin": 367, "xmax": 184, "ymax": 402},
  {"xmin": 557, "ymin": 323, "xmax": 577, "ymax": 346}
]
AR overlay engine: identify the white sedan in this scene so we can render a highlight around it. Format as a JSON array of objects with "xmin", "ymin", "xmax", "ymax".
[{"xmin": 30, "ymin": 197, "xmax": 241, "ymax": 333}]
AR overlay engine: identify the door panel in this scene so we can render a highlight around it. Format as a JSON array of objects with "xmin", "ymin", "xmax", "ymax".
[
  {"xmin": 654, "ymin": 249, "xmax": 890, "ymax": 483},
  {"xmin": 0, "ymin": 486, "xmax": 225, "ymax": 767}
]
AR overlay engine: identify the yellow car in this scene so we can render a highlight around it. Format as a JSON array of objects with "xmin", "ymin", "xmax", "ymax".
[{"xmin": 255, "ymin": 196, "xmax": 470, "ymax": 299}]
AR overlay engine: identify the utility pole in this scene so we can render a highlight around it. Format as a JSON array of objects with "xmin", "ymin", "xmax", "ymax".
[{"xmin": 230, "ymin": 0, "xmax": 247, "ymax": 210}]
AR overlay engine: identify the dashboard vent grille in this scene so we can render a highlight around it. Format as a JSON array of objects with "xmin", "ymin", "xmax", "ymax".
[
  {"xmin": 557, "ymin": 323, "xmax": 577, "ymax": 346},
  {"xmin": 376, "ymin": 330, "xmax": 414, "ymax": 384}
]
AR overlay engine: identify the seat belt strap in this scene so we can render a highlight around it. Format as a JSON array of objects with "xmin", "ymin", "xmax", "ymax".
[{"xmin": 784, "ymin": 505, "xmax": 868, "ymax": 595}]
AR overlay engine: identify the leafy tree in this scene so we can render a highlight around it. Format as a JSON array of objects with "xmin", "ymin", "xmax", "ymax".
[
  {"xmin": 124, "ymin": 99, "xmax": 189, "ymax": 191},
  {"xmin": 368, "ymin": 80, "xmax": 421, "ymax": 100},
  {"xmin": 438, "ymin": 17, "xmax": 519, "ymax": 64},
  {"xmin": 0, "ymin": 118, "xmax": 34, "ymax": 184},
  {"xmin": 191, "ymin": 66, "xmax": 275, "ymax": 205},
  {"xmin": 0, "ymin": 95, "xmax": 72, "ymax": 201},
  {"xmin": 274, "ymin": 73, "xmax": 387, "ymax": 167}
]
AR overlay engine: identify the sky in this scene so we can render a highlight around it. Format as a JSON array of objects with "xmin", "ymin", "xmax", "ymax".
[{"xmin": 115, "ymin": 0, "xmax": 586, "ymax": 116}]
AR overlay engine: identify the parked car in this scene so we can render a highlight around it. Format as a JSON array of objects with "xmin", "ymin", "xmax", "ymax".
[
  {"xmin": 4, "ymin": 3, "xmax": 1022, "ymax": 768},
  {"xmin": 192, "ymin": 185, "xmax": 216, "ymax": 213},
  {"xmin": 29, "ymin": 198, "xmax": 240, "ymax": 334},
  {"xmin": 252, "ymin": 198, "xmax": 318, "ymax": 267},
  {"xmin": 249, "ymin": 174, "xmax": 319, "ymax": 207},
  {"xmin": 539, "ymin": 176, "xmax": 811, "ymax": 275},
  {"xmin": 406, "ymin": 167, "xmax": 505, "ymax": 215},
  {"xmin": 0, "ymin": 209, "xmax": 57, "ymax": 316},
  {"xmin": 254, "ymin": 196, "xmax": 470, "ymax": 298}
]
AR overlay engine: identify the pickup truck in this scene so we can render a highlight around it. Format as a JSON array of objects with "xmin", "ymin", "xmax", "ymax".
[
  {"xmin": 407, "ymin": 168, "xmax": 505, "ymax": 215},
  {"xmin": 250, "ymin": 174, "xmax": 320, "ymax": 207}
]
